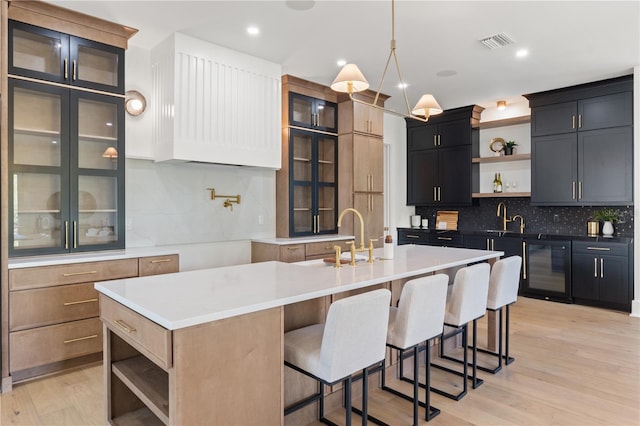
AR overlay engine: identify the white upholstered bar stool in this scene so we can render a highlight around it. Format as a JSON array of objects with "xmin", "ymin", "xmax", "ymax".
[
  {"xmin": 478, "ymin": 255, "xmax": 522, "ymax": 373},
  {"xmin": 431, "ymin": 262, "xmax": 490, "ymax": 401},
  {"xmin": 379, "ymin": 274, "xmax": 449, "ymax": 425},
  {"xmin": 284, "ymin": 289, "xmax": 391, "ymax": 426}
]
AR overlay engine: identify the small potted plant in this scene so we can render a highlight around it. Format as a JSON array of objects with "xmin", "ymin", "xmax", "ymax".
[
  {"xmin": 503, "ymin": 140, "xmax": 518, "ymax": 155},
  {"xmin": 593, "ymin": 208, "xmax": 620, "ymax": 236}
]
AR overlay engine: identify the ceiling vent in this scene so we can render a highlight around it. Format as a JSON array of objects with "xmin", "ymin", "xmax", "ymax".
[{"xmin": 479, "ymin": 33, "xmax": 516, "ymax": 49}]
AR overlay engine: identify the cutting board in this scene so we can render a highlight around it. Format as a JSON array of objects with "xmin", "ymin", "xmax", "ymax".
[{"xmin": 436, "ymin": 211, "xmax": 459, "ymax": 230}]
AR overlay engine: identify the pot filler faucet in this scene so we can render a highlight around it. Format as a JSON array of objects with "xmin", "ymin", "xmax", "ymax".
[{"xmin": 335, "ymin": 208, "xmax": 376, "ymax": 267}]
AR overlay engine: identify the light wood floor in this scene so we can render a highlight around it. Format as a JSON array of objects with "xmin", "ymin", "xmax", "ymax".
[{"xmin": 1, "ymin": 297, "xmax": 638, "ymax": 425}]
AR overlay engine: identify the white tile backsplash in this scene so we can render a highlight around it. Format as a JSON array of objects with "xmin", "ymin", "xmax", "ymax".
[{"xmin": 125, "ymin": 159, "xmax": 276, "ymax": 248}]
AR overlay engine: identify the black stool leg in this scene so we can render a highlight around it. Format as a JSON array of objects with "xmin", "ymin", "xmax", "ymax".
[
  {"xmin": 505, "ymin": 304, "xmax": 515, "ymax": 365},
  {"xmin": 471, "ymin": 319, "xmax": 484, "ymax": 389},
  {"xmin": 361, "ymin": 368, "xmax": 368, "ymax": 426},
  {"xmin": 345, "ymin": 376, "xmax": 352, "ymax": 426},
  {"xmin": 413, "ymin": 346, "xmax": 419, "ymax": 426}
]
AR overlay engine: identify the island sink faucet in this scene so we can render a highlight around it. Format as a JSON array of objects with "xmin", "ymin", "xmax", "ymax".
[
  {"xmin": 336, "ymin": 208, "xmax": 376, "ymax": 266},
  {"xmin": 337, "ymin": 208, "xmax": 366, "ymax": 251},
  {"xmin": 496, "ymin": 202, "xmax": 512, "ymax": 231}
]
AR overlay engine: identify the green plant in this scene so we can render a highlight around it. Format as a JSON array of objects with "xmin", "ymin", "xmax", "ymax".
[
  {"xmin": 504, "ymin": 140, "xmax": 518, "ymax": 148},
  {"xmin": 593, "ymin": 208, "xmax": 620, "ymax": 223}
]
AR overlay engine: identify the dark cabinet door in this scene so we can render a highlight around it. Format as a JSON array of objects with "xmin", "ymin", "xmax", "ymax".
[
  {"xmin": 407, "ymin": 149, "xmax": 438, "ymax": 205},
  {"xmin": 572, "ymin": 253, "xmax": 600, "ymax": 300},
  {"xmin": 578, "ymin": 92, "xmax": 633, "ymax": 131},
  {"xmin": 599, "ymin": 255, "xmax": 629, "ymax": 305},
  {"xmin": 531, "ymin": 101, "xmax": 576, "ymax": 136},
  {"xmin": 438, "ymin": 119, "xmax": 471, "ymax": 148},
  {"xmin": 407, "ymin": 124, "xmax": 438, "ymax": 151},
  {"xmin": 439, "ymin": 145, "xmax": 471, "ymax": 205},
  {"xmin": 578, "ymin": 127, "xmax": 633, "ymax": 205},
  {"xmin": 289, "ymin": 92, "xmax": 337, "ymax": 133},
  {"xmin": 464, "ymin": 235, "xmax": 488, "ymax": 250},
  {"xmin": 531, "ymin": 133, "xmax": 577, "ymax": 205},
  {"xmin": 494, "ymin": 237, "xmax": 524, "ymax": 259}
]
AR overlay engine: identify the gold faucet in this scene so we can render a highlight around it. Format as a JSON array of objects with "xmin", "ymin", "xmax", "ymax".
[
  {"xmin": 337, "ymin": 208, "xmax": 365, "ymax": 251},
  {"xmin": 512, "ymin": 215, "xmax": 525, "ymax": 234},
  {"xmin": 496, "ymin": 202, "xmax": 512, "ymax": 231}
]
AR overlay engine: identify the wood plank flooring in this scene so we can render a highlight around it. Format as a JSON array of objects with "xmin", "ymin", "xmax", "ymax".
[{"xmin": 1, "ymin": 296, "xmax": 639, "ymax": 425}]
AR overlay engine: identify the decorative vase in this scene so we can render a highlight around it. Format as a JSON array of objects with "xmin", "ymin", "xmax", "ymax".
[{"xmin": 602, "ymin": 221, "xmax": 614, "ymax": 236}]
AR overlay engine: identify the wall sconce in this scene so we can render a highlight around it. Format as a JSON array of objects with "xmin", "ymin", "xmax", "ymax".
[
  {"xmin": 102, "ymin": 147, "xmax": 118, "ymax": 161},
  {"xmin": 207, "ymin": 188, "xmax": 241, "ymax": 211},
  {"xmin": 497, "ymin": 100, "xmax": 507, "ymax": 111},
  {"xmin": 125, "ymin": 90, "xmax": 147, "ymax": 116}
]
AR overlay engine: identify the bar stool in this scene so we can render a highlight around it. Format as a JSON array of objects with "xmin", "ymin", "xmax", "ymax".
[
  {"xmin": 478, "ymin": 255, "xmax": 522, "ymax": 373},
  {"xmin": 380, "ymin": 274, "xmax": 449, "ymax": 425},
  {"xmin": 283, "ymin": 289, "xmax": 391, "ymax": 426},
  {"xmin": 431, "ymin": 262, "xmax": 490, "ymax": 401}
]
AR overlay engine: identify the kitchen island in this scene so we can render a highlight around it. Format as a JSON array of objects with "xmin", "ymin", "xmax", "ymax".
[{"xmin": 96, "ymin": 244, "xmax": 502, "ymax": 425}]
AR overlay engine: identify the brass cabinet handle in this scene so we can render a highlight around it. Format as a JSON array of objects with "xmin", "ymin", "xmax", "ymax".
[
  {"xmin": 63, "ymin": 298, "xmax": 98, "ymax": 306},
  {"xmin": 72, "ymin": 60, "xmax": 77, "ymax": 80},
  {"xmin": 406, "ymin": 235, "xmax": 420, "ymax": 239},
  {"xmin": 286, "ymin": 246, "xmax": 301, "ymax": 251},
  {"xmin": 572, "ymin": 115, "xmax": 576, "ymax": 129},
  {"xmin": 113, "ymin": 319, "xmax": 136, "ymax": 333},
  {"xmin": 486, "ymin": 239, "xmax": 490, "ymax": 251},
  {"xmin": 437, "ymin": 237, "xmax": 452, "ymax": 241},
  {"xmin": 434, "ymin": 135, "xmax": 438, "ymax": 146},
  {"xmin": 63, "ymin": 270, "xmax": 97, "ymax": 277},
  {"xmin": 594, "ymin": 258, "xmax": 598, "ymax": 278},
  {"xmin": 64, "ymin": 221, "xmax": 69, "ymax": 249},
  {"xmin": 578, "ymin": 114, "xmax": 582, "ymax": 128},
  {"xmin": 522, "ymin": 241, "xmax": 527, "ymax": 279},
  {"xmin": 438, "ymin": 187, "xmax": 441, "ymax": 202},
  {"xmin": 64, "ymin": 58, "xmax": 68, "ymax": 79},
  {"xmin": 150, "ymin": 258, "xmax": 173, "ymax": 263},
  {"xmin": 578, "ymin": 181, "xmax": 582, "ymax": 199},
  {"xmin": 572, "ymin": 181, "xmax": 576, "ymax": 200},
  {"xmin": 600, "ymin": 258, "xmax": 604, "ymax": 278},
  {"xmin": 587, "ymin": 247, "xmax": 611, "ymax": 251},
  {"xmin": 433, "ymin": 187, "xmax": 437, "ymax": 201},
  {"xmin": 64, "ymin": 334, "xmax": 98, "ymax": 344},
  {"xmin": 73, "ymin": 221, "xmax": 78, "ymax": 248}
]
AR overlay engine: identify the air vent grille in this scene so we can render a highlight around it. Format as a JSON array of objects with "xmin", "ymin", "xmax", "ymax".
[{"xmin": 479, "ymin": 33, "xmax": 516, "ymax": 49}]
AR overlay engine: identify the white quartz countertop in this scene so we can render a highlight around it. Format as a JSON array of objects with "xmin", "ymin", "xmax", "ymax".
[
  {"xmin": 252, "ymin": 234, "xmax": 355, "ymax": 245},
  {"xmin": 8, "ymin": 246, "xmax": 180, "ymax": 269},
  {"xmin": 96, "ymin": 245, "xmax": 502, "ymax": 330}
]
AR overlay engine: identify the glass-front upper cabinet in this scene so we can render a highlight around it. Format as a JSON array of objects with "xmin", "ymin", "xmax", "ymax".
[
  {"xmin": 289, "ymin": 92, "xmax": 337, "ymax": 133},
  {"xmin": 289, "ymin": 129, "xmax": 337, "ymax": 236},
  {"xmin": 9, "ymin": 79, "xmax": 124, "ymax": 256},
  {"xmin": 9, "ymin": 20, "xmax": 125, "ymax": 94}
]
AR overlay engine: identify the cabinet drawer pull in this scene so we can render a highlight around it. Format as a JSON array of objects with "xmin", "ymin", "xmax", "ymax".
[
  {"xmin": 64, "ymin": 298, "xmax": 98, "ymax": 306},
  {"xmin": 113, "ymin": 319, "xmax": 136, "ymax": 333},
  {"xmin": 437, "ymin": 237, "xmax": 453, "ymax": 241},
  {"xmin": 587, "ymin": 247, "xmax": 611, "ymax": 251},
  {"xmin": 64, "ymin": 334, "xmax": 98, "ymax": 344},
  {"xmin": 62, "ymin": 270, "xmax": 97, "ymax": 277},
  {"xmin": 286, "ymin": 247, "xmax": 301, "ymax": 251},
  {"xmin": 406, "ymin": 235, "xmax": 420, "ymax": 239},
  {"xmin": 150, "ymin": 258, "xmax": 173, "ymax": 263}
]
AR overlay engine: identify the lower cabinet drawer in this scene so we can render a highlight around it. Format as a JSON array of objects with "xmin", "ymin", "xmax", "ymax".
[
  {"xmin": 305, "ymin": 240, "xmax": 344, "ymax": 257},
  {"xmin": 279, "ymin": 244, "xmax": 305, "ymax": 262},
  {"xmin": 9, "ymin": 317, "xmax": 102, "ymax": 372},
  {"xmin": 138, "ymin": 254, "xmax": 180, "ymax": 277},
  {"xmin": 100, "ymin": 294, "xmax": 172, "ymax": 369},
  {"xmin": 10, "ymin": 283, "xmax": 99, "ymax": 332}
]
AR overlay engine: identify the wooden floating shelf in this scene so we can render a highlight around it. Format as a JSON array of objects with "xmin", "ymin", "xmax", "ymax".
[
  {"xmin": 473, "ymin": 192, "xmax": 531, "ymax": 198},
  {"xmin": 477, "ymin": 115, "xmax": 530, "ymax": 129},
  {"xmin": 473, "ymin": 153, "xmax": 531, "ymax": 164}
]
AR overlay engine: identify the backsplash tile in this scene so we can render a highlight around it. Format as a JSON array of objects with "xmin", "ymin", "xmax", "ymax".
[{"xmin": 416, "ymin": 198, "xmax": 634, "ymax": 237}]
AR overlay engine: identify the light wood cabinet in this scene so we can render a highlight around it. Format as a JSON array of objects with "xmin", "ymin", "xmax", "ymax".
[
  {"xmin": 102, "ymin": 296, "xmax": 282, "ymax": 425},
  {"xmin": 6, "ymin": 254, "xmax": 178, "ymax": 386},
  {"xmin": 251, "ymin": 238, "xmax": 349, "ymax": 263},
  {"xmin": 341, "ymin": 100, "xmax": 384, "ymax": 137}
]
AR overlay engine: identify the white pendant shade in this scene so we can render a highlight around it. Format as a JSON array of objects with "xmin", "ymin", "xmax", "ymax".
[
  {"xmin": 411, "ymin": 94, "xmax": 443, "ymax": 118},
  {"xmin": 331, "ymin": 64, "xmax": 370, "ymax": 93},
  {"xmin": 102, "ymin": 147, "xmax": 118, "ymax": 159}
]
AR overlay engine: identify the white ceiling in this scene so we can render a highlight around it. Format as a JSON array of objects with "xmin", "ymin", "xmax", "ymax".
[{"xmin": 50, "ymin": 0, "xmax": 639, "ymax": 112}]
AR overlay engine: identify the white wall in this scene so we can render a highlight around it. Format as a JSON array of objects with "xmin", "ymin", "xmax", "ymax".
[
  {"xmin": 632, "ymin": 65, "xmax": 639, "ymax": 317},
  {"xmin": 384, "ymin": 114, "xmax": 414, "ymax": 235}
]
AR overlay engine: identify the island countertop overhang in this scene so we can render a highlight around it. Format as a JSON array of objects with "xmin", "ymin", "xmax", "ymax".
[{"xmin": 95, "ymin": 245, "xmax": 503, "ymax": 330}]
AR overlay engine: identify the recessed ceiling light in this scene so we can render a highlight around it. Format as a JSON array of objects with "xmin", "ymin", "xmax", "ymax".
[
  {"xmin": 247, "ymin": 26, "xmax": 260, "ymax": 36},
  {"xmin": 516, "ymin": 49, "xmax": 529, "ymax": 58},
  {"xmin": 337, "ymin": 59, "xmax": 347, "ymax": 67},
  {"xmin": 397, "ymin": 82, "xmax": 408, "ymax": 89}
]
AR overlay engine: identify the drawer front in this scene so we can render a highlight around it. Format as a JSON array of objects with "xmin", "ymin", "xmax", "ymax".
[
  {"xmin": 430, "ymin": 232, "xmax": 464, "ymax": 247},
  {"xmin": 10, "ymin": 283, "xmax": 99, "ymax": 332},
  {"xmin": 10, "ymin": 259, "xmax": 139, "ymax": 291},
  {"xmin": 305, "ymin": 240, "xmax": 346, "ymax": 257},
  {"xmin": 397, "ymin": 229, "xmax": 430, "ymax": 245},
  {"xmin": 9, "ymin": 317, "xmax": 102, "ymax": 372},
  {"xmin": 279, "ymin": 244, "xmax": 305, "ymax": 263},
  {"xmin": 138, "ymin": 254, "xmax": 179, "ymax": 277},
  {"xmin": 572, "ymin": 241, "xmax": 628, "ymax": 257},
  {"xmin": 100, "ymin": 294, "xmax": 172, "ymax": 369}
]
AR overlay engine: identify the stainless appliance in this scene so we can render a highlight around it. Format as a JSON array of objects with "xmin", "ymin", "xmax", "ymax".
[{"xmin": 522, "ymin": 239, "xmax": 572, "ymax": 303}]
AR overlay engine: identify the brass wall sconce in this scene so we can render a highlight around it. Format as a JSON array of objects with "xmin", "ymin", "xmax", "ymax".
[
  {"xmin": 207, "ymin": 188, "xmax": 241, "ymax": 211},
  {"xmin": 125, "ymin": 90, "xmax": 147, "ymax": 116}
]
